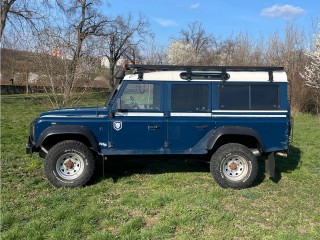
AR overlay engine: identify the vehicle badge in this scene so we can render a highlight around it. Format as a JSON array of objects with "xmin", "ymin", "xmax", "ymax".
[{"xmin": 113, "ymin": 121, "xmax": 122, "ymax": 131}]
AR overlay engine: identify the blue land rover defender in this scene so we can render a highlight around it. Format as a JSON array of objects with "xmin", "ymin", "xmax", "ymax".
[{"xmin": 26, "ymin": 65, "xmax": 291, "ymax": 189}]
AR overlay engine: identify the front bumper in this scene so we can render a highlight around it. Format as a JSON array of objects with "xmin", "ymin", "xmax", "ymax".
[{"xmin": 26, "ymin": 136, "xmax": 36, "ymax": 154}]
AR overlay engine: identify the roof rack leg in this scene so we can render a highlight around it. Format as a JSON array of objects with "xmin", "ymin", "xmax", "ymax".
[
  {"xmin": 222, "ymin": 68, "xmax": 227, "ymax": 80},
  {"xmin": 137, "ymin": 68, "xmax": 143, "ymax": 80},
  {"xmin": 268, "ymin": 70, "xmax": 273, "ymax": 82},
  {"xmin": 186, "ymin": 68, "xmax": 192, "ymax": 81}
]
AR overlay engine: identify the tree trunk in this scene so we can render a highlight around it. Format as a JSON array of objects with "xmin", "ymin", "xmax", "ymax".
[
  {"xmin": 0, "ymin": 1, "xmax": 10, "ymax": 38},
  {"xmin": 108, "ymin": 60, "xmax": 117, "ymax": 87}
]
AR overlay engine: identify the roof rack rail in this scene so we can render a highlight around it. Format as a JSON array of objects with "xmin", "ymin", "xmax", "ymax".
[
  {"xmin": 125, "ymin": 64, "xmax": 284, "ymax": 81},
  {"xmin": 125, "ymin": 64, "xmax": 284, "ymax": 72}
]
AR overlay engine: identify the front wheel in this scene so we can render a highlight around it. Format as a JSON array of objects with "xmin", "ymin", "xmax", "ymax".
[
  {"xmin": 44, "ymin": 140, "xmax": 95, "ymax": 188},
  {"xmin": 210, "ymin": 143, "xmax": 258, "ymax": 189}
]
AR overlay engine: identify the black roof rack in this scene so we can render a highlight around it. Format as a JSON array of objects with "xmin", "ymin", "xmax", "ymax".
[
  {"xmin": 125, "ymin": 64, "xmax": 284, "ymax": 71},
  {"xmin": 125, "ymin": 64, "xmax": 284, "ymax": 82}
]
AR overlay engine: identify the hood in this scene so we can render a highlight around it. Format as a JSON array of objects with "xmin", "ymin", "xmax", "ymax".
[{"xmin": 39, "ymin": 106, "xmax": 109, "ymax": 118}]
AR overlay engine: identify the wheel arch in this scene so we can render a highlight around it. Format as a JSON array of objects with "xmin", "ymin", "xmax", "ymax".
[
  {"xmin": 36, "ymin": 125, "xmax": 100, "ymax": 153},
  {"xmin": 206, "ymin": 126, "xmax": 265, "ymax": 152}
]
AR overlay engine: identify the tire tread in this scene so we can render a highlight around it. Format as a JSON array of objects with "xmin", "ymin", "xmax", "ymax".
[
  {"xmin": 44, "ymin": 140, "xmax": 95, "ymax": 188},
  {"xmin": 210, "ymin": 143, "xmax": 258, "ymax": 189}
]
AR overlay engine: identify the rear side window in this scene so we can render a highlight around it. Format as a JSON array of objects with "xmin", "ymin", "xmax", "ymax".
[
  {"xmin": 219, "ymin": 85, "xmax": 249, "ymax": 110},
  {"xmin": 251, "ymin": 85, "xmax": 279, "ymax": 109},
  {"xmin": 219, "ymin": 84, "xmax": 279, "ymax": 110},
  {"xmin": 171, "ymin": 84, "xmax": 209, "ymax": 111}
]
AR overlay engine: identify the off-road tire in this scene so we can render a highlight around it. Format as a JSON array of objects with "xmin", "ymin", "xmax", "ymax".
[
  {"xmin": 210, "ymin": 143, "xmax": 258, "ymax": 189},
  {"xmin": 44, "ymin": 140, "xmax": 95, "ymax": 188}
]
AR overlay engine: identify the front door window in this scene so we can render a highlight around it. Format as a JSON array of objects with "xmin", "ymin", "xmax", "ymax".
[{"xmin": 120, "ymin": 83, "xmax": 161, "ymax": 111}]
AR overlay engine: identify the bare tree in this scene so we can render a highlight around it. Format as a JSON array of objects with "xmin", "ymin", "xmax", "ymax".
[
  {"xmin": 282, "ymin": 23, "xmax": 306, "ymax": 76},
  {"xmin": 211, "ymin": 32, "xmax": 265, "ymax": 66},
  {"xmin": 34, "ymin": 26, "xmax": 101, "ymax": 108},
  {"xmin": 51, "ymin": 0, "xmax": 110, "ymax": 106},
  {"xmin": 179, "ymin": 21, "xmax": 213, "ymax": 57},
  {"xmin": 102, "ymin": 14, "xmax": 150, "ymax": 86},
  {"xmin": 1, "ymin": 0, "xmax": 43, "ymax": 39},
  {"xmin": 168, "ymin": 22, "xmax": 217, "ymax": 65},
  {"xmin": 265, "ymin": 32, "xmax": 284, "ymax": 66},
  {"xmin": 122, "ymin": 44, "xmax": 143, "ymax": 65},
  {"xmin": 142, "ymin": 36, "xmax": 167, "ymax": 65},
  {"xmin": 233, "ymin": 33, "xmax": 261, "ymax": 66},
  {"xmin": 6, "ymin": 0, "xmax": 112, "ymax": 107},
  {"xmin": 282, "ymin": 23, "xmax": 306, "ymax": 112},
  {"xmin": 212, "ymin": 38, "xmax": 235, "ymax": 65}
]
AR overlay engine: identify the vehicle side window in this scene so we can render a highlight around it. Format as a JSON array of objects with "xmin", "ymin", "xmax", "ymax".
[
  {"xmin": 251, "ymin": 85, "xmax": 279, "ymax": 109},
  {"xmin": 219, "ymin": 85, "xmax": 249, "ymax": 110},
  {"xmin": 171, "ymin": 84, "xmax": 209, "ymax": 111},
  {"xmin": 219, "ymin": 84, "xmax": 280, "ymax": 110},
  {"xmin": 120, "ymin": 83, "xmax": 161, "ymax": 110}
]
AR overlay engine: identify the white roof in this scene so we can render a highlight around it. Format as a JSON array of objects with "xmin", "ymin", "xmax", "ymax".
[{"xmin": 123, "ymin": 70, "xmax": 287, "ymax": 82}]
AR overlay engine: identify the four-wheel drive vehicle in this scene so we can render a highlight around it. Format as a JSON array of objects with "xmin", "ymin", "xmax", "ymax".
[{"xmin": 26, "ymin": 65, "xmax": 292, "ymax": 189}]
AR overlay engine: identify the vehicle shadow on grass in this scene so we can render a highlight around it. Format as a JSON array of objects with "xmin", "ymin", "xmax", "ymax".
[
  {"xmin": 253, "ymin": 145, "xmax": 302, "ymax": 186},
  {"xmin": 89, "ymin": 145, "xmax": 301, "ymax": 187},
  {"xmin": 90, "ymin": 156, "xmax": 210, "ymax": 185}
]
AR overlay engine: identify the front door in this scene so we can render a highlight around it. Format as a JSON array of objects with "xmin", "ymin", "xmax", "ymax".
[{"xmin": 111, "ymin": 81, "xmax": 166, "ymax": 151}]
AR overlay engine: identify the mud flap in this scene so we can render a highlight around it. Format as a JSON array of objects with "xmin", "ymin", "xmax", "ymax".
[{"xmin": 265, "ymin": 152, "xmax": 275, "ymax": 178}]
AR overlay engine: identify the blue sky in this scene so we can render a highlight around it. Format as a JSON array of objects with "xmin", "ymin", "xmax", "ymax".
[{"xmin": 106, "ymin": 0, "xmax": 319, "ymax": 45}]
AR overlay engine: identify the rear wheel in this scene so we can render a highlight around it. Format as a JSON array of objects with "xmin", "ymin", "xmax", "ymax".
[
  {"xmin": 44, "ymin": 140, "xmax": 95, "ymax": 188},
  {"xmin": 210, "ymin": 143, "xmax": 258, "ymax": 189}
]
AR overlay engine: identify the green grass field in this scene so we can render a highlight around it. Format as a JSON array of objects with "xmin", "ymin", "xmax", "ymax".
[{"xmin": 1, "ymin": 93, "xmax": 320, "ymax": 239}]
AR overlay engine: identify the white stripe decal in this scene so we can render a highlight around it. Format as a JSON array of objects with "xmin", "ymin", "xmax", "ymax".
[
  {"xmin": 212, "ymin": 114, "xmax": 287, "ymax": 118},
  {"xmin": 41, "ymin": 115, "xmax": 107, "ymax": 118},
  {"xmin": 171, "ymin": 113, "xmax": 212, "ymax": 117},
  {"xmin": 212, "ymin": 110, "xmax": 288, "ymax": 113},
  {"xmin": 115, "ymin": 112, "xmax": 164, "ymax": 117},
  {"xmin": 41, "ymin": 115, "xmax": 68, "ymax": 118}
]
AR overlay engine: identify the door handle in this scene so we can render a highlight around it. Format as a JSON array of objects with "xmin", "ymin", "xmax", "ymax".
[
  {"xmin": 148, "ymin": 125, "xmax": 160, "ymax": 130},
  {"xmin": 196, "ymin": 125, "xmax": 208, "ymax": 129}
]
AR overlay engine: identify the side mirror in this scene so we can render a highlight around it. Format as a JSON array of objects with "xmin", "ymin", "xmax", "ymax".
[{"xmin": 117, "ymin": 97, "xmax": 122, "ymax": 111}]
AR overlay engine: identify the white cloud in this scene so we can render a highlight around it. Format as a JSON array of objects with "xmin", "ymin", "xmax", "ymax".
[
  {"xmin": 190, "ymin": 3, "xmax": 200, "ymax": 9},
  {"xmin": 260, "ymin": 4, "xmax": 304, "ymax": 19},
  {"xmin": 154, "ymin": 18, "xmax": 178, "ymax": 27}
]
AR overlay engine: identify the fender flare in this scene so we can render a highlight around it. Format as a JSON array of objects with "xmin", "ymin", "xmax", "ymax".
[
  {"xmin": 36, "ymin": 125, "xmax": 100, "ymax": 152},
  {"xmin": 206, "ymin": 126, "xmax": 265, "ymax": 151}
]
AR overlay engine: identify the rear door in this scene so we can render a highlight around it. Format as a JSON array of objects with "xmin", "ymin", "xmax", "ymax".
[{"xmin": 166, "ymin": 82, "xmax": 213, "ymax": 152}]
